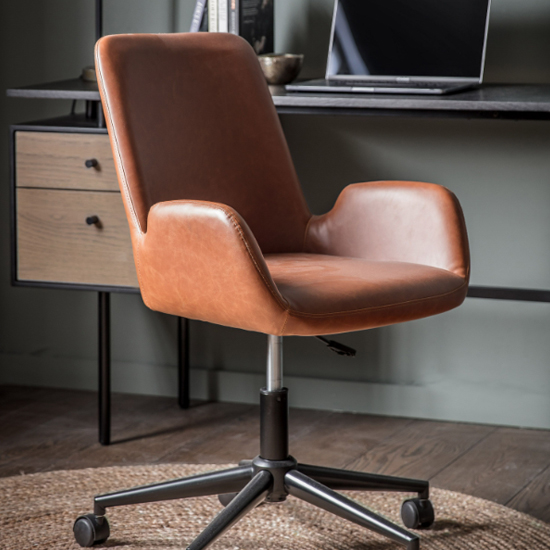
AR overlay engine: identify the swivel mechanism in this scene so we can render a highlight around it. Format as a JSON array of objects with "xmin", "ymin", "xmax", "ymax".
[{"xmin": 74, "ymin": 335, "xmax": 434, "ymax": 550}]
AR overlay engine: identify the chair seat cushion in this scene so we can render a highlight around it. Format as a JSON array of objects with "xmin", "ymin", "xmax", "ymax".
[{"xmin": 265, "ymin": 254, "xmax": 468, "ymax": 335}]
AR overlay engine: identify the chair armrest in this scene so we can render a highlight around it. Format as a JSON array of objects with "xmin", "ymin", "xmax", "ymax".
[
  {"xmin": 305, "ymin": 181, "xmax": 470, "ymax": 279},
  {"xmin": 136, "ymin": 200, "xmax": 288, "ymax": 333}
]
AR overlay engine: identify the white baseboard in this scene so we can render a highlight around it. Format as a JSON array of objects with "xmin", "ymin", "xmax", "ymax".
[{"xmin": 1, "ymin": 352, "xmax": 548, "ymax": 429}]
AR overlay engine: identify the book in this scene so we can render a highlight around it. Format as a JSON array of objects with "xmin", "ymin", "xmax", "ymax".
[
  {"xmin": 200, "ymin": 2, "xmax": 209, "ymax": 31},
  {"xmin": 229, "ymin": 0, "xmax": 238, "ymax": 34},
  {"xmin": 209, "ymin": 0, "xmax": 218, "ymax": 32},
  {"xmin": 218, "ymin": 0, "xmax": 229, "ymax": 33},
  {"xmin": 190, "ymin": 0, "xmax": 207, "ymax": 32},
  {"xmin": 238, "ymin": 0, "xmax": 273, "ymax": 55},
  {"xmin": 190, "ymin": 0, "xmax": 274, "ymax": 55}
]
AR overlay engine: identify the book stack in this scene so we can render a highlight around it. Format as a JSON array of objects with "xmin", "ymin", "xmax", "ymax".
[{"xmin": 190, "ymin": 0, "xmax": 274, "ymax": 55}]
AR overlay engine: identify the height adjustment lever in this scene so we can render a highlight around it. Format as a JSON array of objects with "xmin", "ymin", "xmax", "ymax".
[{"xmin": 315, "ymin": 336, "xmax": 356, "ymax": 357}]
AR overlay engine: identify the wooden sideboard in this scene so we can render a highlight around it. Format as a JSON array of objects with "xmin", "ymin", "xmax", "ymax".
[
  {"xmin": 15, "ymin": 130, "xmax": 137, "ymax": 288},
  {"xmin": 10, "ymin": 118, "xmax": 139, "ymax": 292}
]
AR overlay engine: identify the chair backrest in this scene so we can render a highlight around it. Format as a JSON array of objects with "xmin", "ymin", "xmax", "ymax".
[{"xmin": 95, "ymin": 32, "xmax": 311, "ymax": 254}]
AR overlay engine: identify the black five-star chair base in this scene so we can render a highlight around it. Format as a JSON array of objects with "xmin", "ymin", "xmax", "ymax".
[{"xmin": 74, "ymin": 385, "xmax": 434, "ymax": 550}]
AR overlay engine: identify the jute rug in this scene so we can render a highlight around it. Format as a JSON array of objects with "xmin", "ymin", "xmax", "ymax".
[{"xmin": 1, "ymin": 463, "xmax": 549, "ymax": 549}]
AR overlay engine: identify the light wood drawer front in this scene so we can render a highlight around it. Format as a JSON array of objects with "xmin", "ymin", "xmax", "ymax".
[
  {"xmin": 17, "ymin": 189, "xmax": 138, "ymax": 288},
  {"xmin": 16, "ymin": 131, "xmax": 119, "ymax": 191}
]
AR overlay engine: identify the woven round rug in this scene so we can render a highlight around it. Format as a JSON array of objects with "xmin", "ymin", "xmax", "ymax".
[{"xmin": 1, "ymin": 463, "xmax": 549, "ymax": 549}]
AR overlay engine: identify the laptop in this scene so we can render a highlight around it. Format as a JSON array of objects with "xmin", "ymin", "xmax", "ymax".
[{"xmin": 286, "ymin": 0, "xmax": 491, "ymax": 95}]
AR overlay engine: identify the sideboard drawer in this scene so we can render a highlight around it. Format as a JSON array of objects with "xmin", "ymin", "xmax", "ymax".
[
  {"xmin": 16, "ymin": 131, "xmax": 119, "ymax": 191},
  {"xmin": 16, "ymin": 188, "xmax": 138, "ymax": 287}
]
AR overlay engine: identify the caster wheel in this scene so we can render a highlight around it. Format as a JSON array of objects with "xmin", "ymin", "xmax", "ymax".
[
  {"xmin": 73, "ymin": 514, "xmax": 110, "ymax": 547},
  {"xmin": 401, "ymin": 498, "xmax": 435, "ymax": 529},
  {"xmin": 218, "ymin": 493, "xmax": 238, "ymax": 507}
]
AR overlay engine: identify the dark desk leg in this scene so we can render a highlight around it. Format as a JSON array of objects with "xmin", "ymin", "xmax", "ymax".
[
  {"xmin": 98, "ymin": 291, "xmax": 111, "ymax": 445},
  {"xmin": 177, "ymin": 317, "xmax": 190, "ymax": 409}
]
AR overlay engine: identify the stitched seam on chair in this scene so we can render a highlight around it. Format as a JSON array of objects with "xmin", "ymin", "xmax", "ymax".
[
  {"xmin": 225, "ymin": 211, "xmax": 290, "ymax": 310},
  {"xmin": 96, "ymin": 49, "xmax": 146, "ymax": 292},
  {"xmin": 284, "ymin": 279, "xmax": 468, "ymax": 318},
  {"xmin": 199, "ymin": 203, "xmax": 290, "ymax": 311},
  {"xmin": 95, "ymin": 50, "xmax": 143, "ymax": 238},
  {"xmin": 280, "ymin": 310, "xmax": 290, "ymax": 335},
  {"xmin": 454, "ymin": 192, "xmax": 471, "ymax": 281},
  {"xmin": 302, "ymin": 215, "xmax": 314, "ymax": 253},
  {"xmin": 100, "ymin": 85, "xmax": 145, "ymax": 290}
]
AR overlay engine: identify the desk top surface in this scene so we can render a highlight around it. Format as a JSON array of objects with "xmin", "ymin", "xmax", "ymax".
[
  {"xmin": 272, "ymin": 83, "xmax": 550, "ymax": 117},
  {"xmin": 7, "ymin": 79, "xmax": 101, "ymax": 101},
  {"xmin": 7, "ymin": 80, "xmax": 550, "ymax": 118}
]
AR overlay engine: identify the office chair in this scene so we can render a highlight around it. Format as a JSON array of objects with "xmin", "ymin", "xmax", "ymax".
[{"xmin": 74, "ymin": 33, "xmax": 470, "ymax": 550}]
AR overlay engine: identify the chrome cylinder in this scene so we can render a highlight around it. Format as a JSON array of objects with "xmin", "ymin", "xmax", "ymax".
[{"xmin": 267, "ymin": 335, "xmax": 283, "ymax": 391}]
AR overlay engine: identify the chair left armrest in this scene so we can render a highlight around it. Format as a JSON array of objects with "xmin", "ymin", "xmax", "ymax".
[{"xmin": 305, "ymin": 181, "xmax": 470, "ymax": 279}]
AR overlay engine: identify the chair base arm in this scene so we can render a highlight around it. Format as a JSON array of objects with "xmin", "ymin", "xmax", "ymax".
[
  {"xmin": 75, "ymin": 379, "xmax": 433, "ymax": 550},
  {"xmin": 79, "ymin": 457, "xmax": 431, "ymax": 550}
]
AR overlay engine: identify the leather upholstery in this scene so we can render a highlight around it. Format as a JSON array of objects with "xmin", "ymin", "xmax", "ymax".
[
  {"xmin": 140, "ymin": 200, "xmax": 288, "ymax": 335},
  {"xmin": 305, "ymin": 181, "xmax": 470, "ymax": 279},
  {"xmin": 95, "ymin": 32, "xmax": 309, "ymax": 253},
  {"xmin": 96, "ymin": 32, "xmax": 470, "ymax": 336},
  {"xmin": 266, "ymin": 254, "xmax": 466, "ymax": 336}
]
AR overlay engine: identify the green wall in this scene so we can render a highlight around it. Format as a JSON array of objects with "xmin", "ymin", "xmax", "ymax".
[{"xmin": 1, "ymin": 0, "xmax": 550, "ymax": 429}]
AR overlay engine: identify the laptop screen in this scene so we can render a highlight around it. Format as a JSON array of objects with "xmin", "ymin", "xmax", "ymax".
[{"xmin": 327, "ymin": 0, "xmax": 490, "ymax": 80}]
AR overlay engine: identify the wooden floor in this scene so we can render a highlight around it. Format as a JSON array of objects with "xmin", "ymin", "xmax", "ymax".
[{"xmin": 1, "ymin": 385, "xmax": 549, "ymax": 523}]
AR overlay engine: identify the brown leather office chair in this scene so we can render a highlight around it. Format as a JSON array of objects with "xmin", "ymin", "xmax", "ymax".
[{"xmin": 74, "ymin": 33, "xmax": 469, "ymax": 550}]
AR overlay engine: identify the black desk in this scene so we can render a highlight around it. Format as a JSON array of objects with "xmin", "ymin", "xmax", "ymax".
[
  {"xmin": 271, "ymin": 84, "xmax": 550, "ymax": 120},
  {"xmin": 271, "ymin": 83, "xmax": 550, "ymax": 303},
  {"xmin": 11, "ymin": 80, "xmax": 550, "ymax": 121},
  {"xmin": 11, "ymin": 80, "xmax": 545, "ymax": 301},
  {"xmin": 7, "ymin": 80, "xmax": 550, "ymax": 442},
  {"xmin": 8, "ymin": 82, "xmax": 550, "ymax": 303}
]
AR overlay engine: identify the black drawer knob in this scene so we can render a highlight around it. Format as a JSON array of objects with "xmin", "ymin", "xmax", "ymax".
[
  {"xmin": 86, "ymin": 215, "xmax": 100, "ymax": 226},
  {"xmin": 85, "ymin": 158, "xmax": 99, "ymax": 169}
]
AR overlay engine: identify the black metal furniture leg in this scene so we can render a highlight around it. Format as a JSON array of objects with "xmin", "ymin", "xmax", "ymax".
[
  {"xmin": 94, "ymin": 465, "xmax": 255, "ymax": 515},
  {"xmin": 187, "ymin": 470, "xmax": 272, "ymax": 550},
  {"xmin": 297, "ymin": 463, "xmax": 429, "ymax": 498},
  {"xmin": 177, "ymin": 317, "xmax": 190, "ymax": 409},
  {"xmin": 98, "ymin": 291, "xmax": 110, "ymax": 446},
  {"xmin": 95, "ymin": 0, "xmax": 103, "ymax": 42},
  {"xmin": 285, "ymin": 470, "xmax": 420, "ymax": 550}
]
